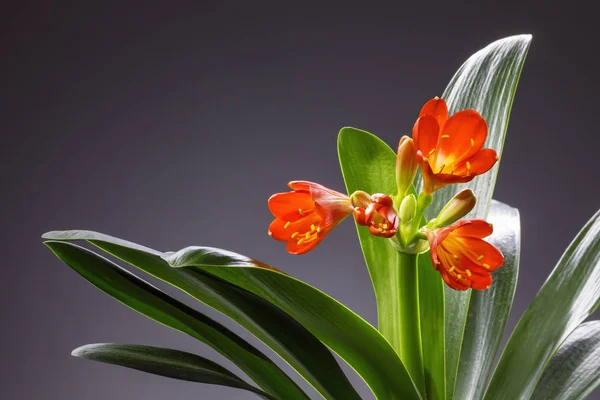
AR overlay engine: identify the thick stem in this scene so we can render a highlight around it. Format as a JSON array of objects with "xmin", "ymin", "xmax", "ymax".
[{"xmin": 397, "ymin": 251, "xmax": 426, "ymax": 394}]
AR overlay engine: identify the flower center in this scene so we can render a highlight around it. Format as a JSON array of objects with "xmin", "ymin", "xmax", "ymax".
[{"xmin": 290, "ymin": 223, "xmax": 321, "ymax": 245}]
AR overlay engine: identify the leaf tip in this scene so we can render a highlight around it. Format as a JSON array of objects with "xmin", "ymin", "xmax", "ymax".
[
  {"xmin": 71, "ymin": 343, "xmax": 103, "ymax": 359},
  {"xmin": 41, "ymin": 231, "xmax": 56, "ymax": 239}
]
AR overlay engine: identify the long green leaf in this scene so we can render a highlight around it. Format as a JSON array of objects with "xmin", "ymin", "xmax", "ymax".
[
  {"xmin": 163, "ymin": 246, "xmax": 422, "ymax": 400},
  {"xmin": 44, "ymin": 241, "xmax": 308, "ymax": 400},
  {"xmin": 413, "ymin": 34, "xmax": 531, "ymax": 399},
  {"xmin": 453, "ymin": 200, "xmax": 520, "ymax": 399},
  {"xmin": 42, "ymin": 231, "xmax": 360, "ymax": 400},
  {"xmin": 486, "ymin": 209, "xmax": 600, "ymax": 399},
  {"xmin": 72, "ymin": 343, "xmax": 276, "ymax": 400},
  {"xmin": 531, "ymin": 321, "xmax": 600, "ymax": 400},
  {"xmin": 338, "ymin": 127, "xmax": 426, "ymax": 397}
]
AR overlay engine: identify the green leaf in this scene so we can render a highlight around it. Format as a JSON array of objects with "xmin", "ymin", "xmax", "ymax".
[
  {"xmin": 338, "ymin": 127, "xmax": 426, "ymax": 397},
  {"xmin": 42, "ymin": 231, "xmax": 359, "ymax": 400},
  {"xmin": 412, "ymin": 34, "xmax": 531, "ymax": 399},
  {"xmin": 163, "ymin": 246, "xmax": 422, "ymax": 400},
  {"xmin": 72, "ymin": 343, "xmax": 277, "ymax": 400},
  {"xmin": 486, "ymin": 209, "xmax": 600, "ymax": 399},
  {"xmin": 453, "ymin": 200, "xmax": 520, "ymax": 399},
  {"xmin": 337, "ymin": 127, "xmax": 399, "ymax": 349},
  {"xmin": 531, "ymin": 321, "xmax": 600, "ymax": 400},
  {"xmin": 44, "ymin": 241, "xmax": 308, "ymax": 400}
]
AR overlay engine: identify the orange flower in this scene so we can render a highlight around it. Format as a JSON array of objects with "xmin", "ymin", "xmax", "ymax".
[
  {"xmin": 413, "ymin": 97, "xmax": 499, "ymax": 193},
  {"xmin": 425, "ymin": 219, "xmax": 504, "ymax": 290},
  {"xmin": 353, "ymin": 194, "xmax": 399, "ymax": 238},
  {"xmin": 268, "ymin": 181, "xmax": 353, "ymax": 254}
]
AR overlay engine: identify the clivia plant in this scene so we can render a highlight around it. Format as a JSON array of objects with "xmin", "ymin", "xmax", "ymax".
[{"xmin": 43, "ymin": 34, "xmax": 600, "ymax": 400}]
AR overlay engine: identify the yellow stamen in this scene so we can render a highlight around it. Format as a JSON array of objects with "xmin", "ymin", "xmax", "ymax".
[
  {"xmin": 297, "ymin": 238, "xmax": 305, "ymax": 245},
  {"xmin": 483, "ymin": 263, "xmax": 491, "ymax": 269},
  {"xmin": 305, "ymin": 232, "xmax": 311, "ymax": 239},
  {"xmin": 477, "ymin": 255, "xmax": 484, "ymax": 261},
  {"xmin": 303, "ymin": 235, "xmax": 319, "ymax": 244},
  {"xmin": 457, "ymin": 274, "xmax": 462, "ymax": 279},
  {"xmin": 441, "ymin": 134, "xmax": 450, "ymax": 139},
  {"xmin": 298, "ymin": 209, "xmax": 304, "ymax": 215},
  {"xmin": 466, "ymin": 269, "xmax": 472, "ymax": 277},
  {"xmin": 383, "ymin": 224, "xmax": 389, "ymax": 229},
  {"xmin": 284, "ymin": 221, "xmax": 291, "ymax": 229},
  {"xmin": 437, "ymin": 164, "xmax": 446, "ymax": 173},
  {"xmin": 466, "ymin": 161, "xmax": 471, "ymax": 170},
  {"xmin": 310, "ymin": 224, "xmax": 316, "ymax": 231},
  {"xmin": 470, "ymin": 138, "xmax": 475, "ymax": 146},
  {"xmin": 428, "ymin": 148, "xmax": 436, "ymax": 156},
  {"xmin": 291, "ymin": 232, "xmax": 299, "ymax": 238},
  {"xmin": 449, "ymin": 266, "xmax": 456, "ymax": 273}
]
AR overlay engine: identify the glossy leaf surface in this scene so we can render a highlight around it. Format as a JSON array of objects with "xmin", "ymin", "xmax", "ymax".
[
  {"xmin": 486, "ymin": 209, "xmax": 600, "ymax": 399},
  {"xmin": 43, "ymin": 231, "xmax": 419, "ymax": 399},
  {"xmin": 163, "ymin": 246, "xmax": 421, "ymax": 400},
  {"xmin": 453, "ymin": 200, "xmax": 520, "ymax": 399},
  {"xmin": 44, "ymin": 241, "xmax": 308, "ymax": 400},
  {"xmin": 72, "ymin": 343, "xmax": 276, "ymax": 400},
  {"xmin": 43, "ymin": 230, "xmax": 360, "ymax": 400},
  {"xmin": 531, "ymin": 321, "xmax": 600, "ymax": 400}
]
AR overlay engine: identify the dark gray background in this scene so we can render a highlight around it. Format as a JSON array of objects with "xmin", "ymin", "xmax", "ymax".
[{"xmin": 2, "ymin": 1, "xmax": 599, "ymax": 399}]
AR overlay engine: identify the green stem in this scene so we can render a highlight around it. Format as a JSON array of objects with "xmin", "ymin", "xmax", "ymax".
[{"xmin": 398, "ymin": 251, "xmax": 426, "ymax": 395}]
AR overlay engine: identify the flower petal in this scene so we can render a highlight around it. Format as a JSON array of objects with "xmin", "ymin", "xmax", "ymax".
[
  {"xmin": 434, "ymin": 110, "xmax": 487, "ymax": 170},
  {"xmin": 268, "ymin": 191, "xmax": 315, "ymax": 221},
  {"xmin": 413, "ymin": 115, "xmax": 440, "ymax": 157},
  {"xmin": 470, "ymin": 273, "xmax": 493, "ymax": 290},
  {"xmin": 290, "ymin": 181, "xmax": 352, "ymax": 224},
  {"xmin": 268, "ymin": 218, "xmax": 291, "ymax": 241},
  {"xmin": 455, "ymin": 237, "xmax": 504, "ymax": 270},
  {"xmin": 286, "ymin": 235, "xmax": 324, "ymax": 254},
  {"xmin": 289, "ymin": 180, "xmax": 334, "ymax": 192},
  {"xmin": 437, "ymin": 250, "xmax": 470, "ymax": 290},
  {"xmin": 451, "ymin": 219, "xmax": 493, "ymax": 238},
  {"xmin": 440, "ymin": 240, "xmax": 495, "ymax": 276},
  {"xmin": 464, "ymin": 148, "xmax": 498, "ymax": 175},
  {"xmin": 419, "ymin": 97, "xmax": 448, "ymax": 128}
]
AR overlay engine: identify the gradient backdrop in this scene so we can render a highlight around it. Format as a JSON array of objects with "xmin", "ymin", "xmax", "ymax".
[{"xmin": 2, "ymin": 2, "xmax": 599, "ymax": 399}]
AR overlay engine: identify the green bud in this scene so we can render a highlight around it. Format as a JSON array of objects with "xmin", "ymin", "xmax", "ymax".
[
  {"xmin": 399, "ymin": 194, "xmax": 417, "ymax": 244},
  {"xmin": 399, "ymin": 194, "xmax": 417, "ymax": 224},
  {"xmin": 429, "ymin": 189, "xmax": 476, "ymax": 228}
]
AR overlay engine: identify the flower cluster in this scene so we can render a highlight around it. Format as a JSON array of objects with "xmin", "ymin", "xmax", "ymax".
[{"xmin": 268, "ymin": 97, "xmax": 504, "ymax": 290}]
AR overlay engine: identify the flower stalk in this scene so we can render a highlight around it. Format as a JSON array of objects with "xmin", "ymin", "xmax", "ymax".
[{"xmin": 397, "ymin": 251, "xmax": 426, "ymax": 393}]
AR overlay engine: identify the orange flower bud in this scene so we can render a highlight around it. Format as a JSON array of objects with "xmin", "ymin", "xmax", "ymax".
[
  {"xmin": 354, "ymin": 194, "xmax": 399, "ymax": 238},
  {"xmin": 396, "ymin": 136, "xmax": 420, "ymax": 196},
  {"xmin": 429, "ymin": 189, "xmax": 477, "ymax": 228}
]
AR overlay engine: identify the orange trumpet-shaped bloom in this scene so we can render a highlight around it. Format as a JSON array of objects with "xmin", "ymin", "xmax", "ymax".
[
  {"xmin": 413, "ymin": 97, "xmax": 499, "ymax": 193},
  {"xmin": 353, "ymin": 194, "xmax": 399, "ymax": 238},
  {"xmin": 268, "ymin": 181, "xmax": 353, "ymax": 254},
  {"xmin": 425, "ymin": 219, "xmax": 504, "ymax": 290}
]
